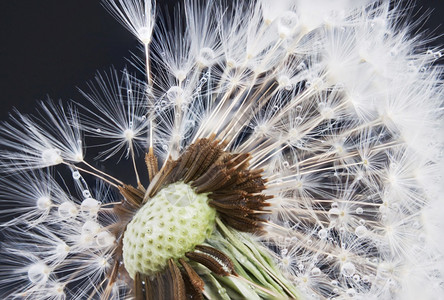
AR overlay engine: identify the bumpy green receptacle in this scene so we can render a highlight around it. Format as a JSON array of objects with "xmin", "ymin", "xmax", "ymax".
[{"xmin": 122, "ymin": 182, "xmax": 216, "ymax": 278}]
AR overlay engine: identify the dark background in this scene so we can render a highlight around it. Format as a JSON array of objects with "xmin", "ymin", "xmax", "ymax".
[{"xmin": 0, "ymin": 0, "xmax": 442, "ymax": 120}]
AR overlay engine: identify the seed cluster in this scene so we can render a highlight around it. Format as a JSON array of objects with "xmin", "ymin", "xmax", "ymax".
[{"xmin": 122, "ymin": 182, "xmax": 216, "ymax": 278}]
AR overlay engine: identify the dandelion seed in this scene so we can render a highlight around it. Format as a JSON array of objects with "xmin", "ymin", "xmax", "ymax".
[{"xmin": 1, "ymin": 0, "xmax": 443, "ymax": 300}]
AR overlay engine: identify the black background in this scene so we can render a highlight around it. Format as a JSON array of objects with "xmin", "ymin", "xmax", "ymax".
[{"xmin": 0, "ymin": 0, "xmax": 442, "ymax": 120}]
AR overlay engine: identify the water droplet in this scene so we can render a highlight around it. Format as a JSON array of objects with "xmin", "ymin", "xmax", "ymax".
[
  {"xmin": 36, "ymin": 196, "xmax": 51, "ymax": 210},
  {"xmin": 28, "ymin": 263, "xmax": 50, "ymax": 284},
  {"xmin": 355, "ymin": 207, "xmax": 364, "ymax": 214},
  {"xmin": 166, "ymin": 86, "xmax": 183, "ymax": 103},
  {"xmin": 328, "ymin": 208, "xmax": 340, "ymax": 218},
  {"xmin": 318, "ymin": 229, "xmax": 328, "ymax": 239},
  {"xmin": 137, "ymin": 26, "xmax": 152, "ymax": 44},
  {"xmin": 346, "ymin": 288, "xmax": 356, "ymax": 297},
  {"xmin": 81, "ymin": 198, "xmax": 101, "ymax": 217},
  {"xmin": 96, "ymin": 231, "xmax": 116, "ymax": 247},
  {"xmin": 72, "ymin": 171, "xmax": 81, "ymax": 180},
  {"xmin": 341, "ymin": 262, "xmax": 356, "ymax": 277},
  {"xmin": 95, "ymin": 128, "xmax": 101, "ymax": 133},
  {"xmin": 82, "ymin": 190, "xmax": 91, "ymax": 198},
  {"xmin": 355, "ymin": 225, "xmax": 367, "ymax": 238},
  {"xmin": 58, "ymin": 202, "xmax": 78, "ymax": 219},
  {"xmin": 198, "ymin": 48, "xmax": 215, "ymax": 67},
  {"xmin": 362, "ymin": 275, "xmax": 370, "ymax": 283},
  {"xmin": 218, "ymin": 287, "xmax": 227, "ymax": 296},
  {"xmin": 281, "ymin": 248, "xmax": 288, "ymax": 255},
  {"xmin": 311, "ymin": 267, "xmax": 321, "ymax": 276},
  {"xmin": 278, "ymin": 11, "xmax": 299, "ymax": 37},
  {"xmin": 82, "ymin": 220, "xmax": 101, "ymax": 235},
  {"xmin": 353, "ymin": 274, "xmax": 360, "ymax": 282}
]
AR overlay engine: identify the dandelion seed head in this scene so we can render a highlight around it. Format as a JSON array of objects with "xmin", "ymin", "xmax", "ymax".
[{"xmin": 1, "ymin": 0, "xmax": 443, "ymax": 299}]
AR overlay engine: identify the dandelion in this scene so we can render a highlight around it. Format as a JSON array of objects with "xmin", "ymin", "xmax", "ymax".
[{"xmin": 0, "ymin": 0, "xmax": 443, "ymax": 299}]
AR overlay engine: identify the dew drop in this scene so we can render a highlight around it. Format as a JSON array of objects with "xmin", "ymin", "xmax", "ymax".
[
  {"xmin": 355, "ymin": 225, "xmax": 367, "ymax": 238},
  {"xmin": 346, "ymin": 288, "xmax": 356, "ymax": 297},
  {"xmin": 95, "ymin": 128, "xmax": 102, "ymax": 133},
  {"xmin": 278, "ymin": 11, "xmax": 299, "ymax": 37},
  {"xmin": 328, "ymin": 208, "xmax": 340, "ymax": 218},
  {"xmin": 56, "ymin": 243, "xmax": 70, "ymax": 257},
  {"xmin": 318, "ymin": 229, "xmax": 328, "ymax": 240},
  {"xmin": 311, "ymin": 267, "xmax": 321, "ymax": 276},
  {"xmin": 72, "ymin": 171, "xmax": 81, "ymax": 180},
  {"xmin": 96, "ymin": 231, "xmax": 116, "ymax": 247},
  {"xmin": 355, "ymin": 207, "xmax": 364, "ymax": 214},
  {"xmin": 81, "ymin": 198, "xmax": 101, "ymax": 217},
  {"xmin": 82, "ymin": 220, "xmax": 101, "ymax": 235},
  {"xmin": 28, "ymin": 263, "xmax": 50, "ymax": 284},
  {"xmin": 58, "ymin": 202, "xmax": 78, "ymax": 219},
  {"xmin": 82, "ymin": 190, "xmax": 91, "ymax": 198},
  {"xmin": 137, "ymin": 26, "xmax": 152, "ymax": 44},
  {"xmin": 198, "ymin": 47, "xmax": 215, "ymax": 67},
  {"xmin": 341, "ymin": 262, "xmax": 356, "ymax": 277},
  {"xmin": 218, "ymin": 287, "xmax": 227, "ymax": 296},
  {"xmin": 36, "ymin": 196, "xmax": 51, "ymax": 210}
]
